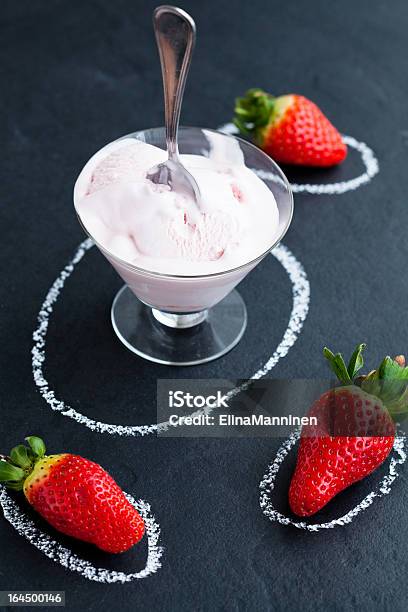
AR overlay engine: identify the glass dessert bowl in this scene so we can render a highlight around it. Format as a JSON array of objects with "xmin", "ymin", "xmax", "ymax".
[{"xmin": 74, "ymin": 127, "xmax": 293, "ymax": 366}]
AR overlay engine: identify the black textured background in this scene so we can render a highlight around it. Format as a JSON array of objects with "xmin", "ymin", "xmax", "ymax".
[{"xmin": 1, "ymin": 0, "xmax": 408, "ymax": 610}]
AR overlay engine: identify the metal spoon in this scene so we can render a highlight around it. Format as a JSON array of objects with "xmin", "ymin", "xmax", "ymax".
[{"xmin": 146, "ymin": 5, "xmax": 201, "ymax": 209}]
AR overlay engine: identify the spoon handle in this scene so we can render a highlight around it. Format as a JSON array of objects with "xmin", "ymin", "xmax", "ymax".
[{"xmin": 152, "ymin": 5, "xmax": 196, "ymax": 161}]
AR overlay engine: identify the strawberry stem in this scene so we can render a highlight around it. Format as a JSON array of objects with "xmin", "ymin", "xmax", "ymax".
[
  {"xmin": 25, "ymin": 436, "xmax": 46, "ymax": 459},
  {"xmin": 362, "ymin": 356, "xmax": 408, "ymax": 420},
  {"xmin": 10, "ymin": 445, "xmax": 32, "ymax": 469},
  {"xmin": 323, "ymin": 344, "xmax": 408, "ymax": 421},
  {"xmin": 0, "ymin": 461, "xmax": 25, "ymax": 482},
  {"xmin": 0, "ymin": 436, "xmax": 46, "ymax": 489},
  {"xmin": 233, "ymin": 89, "xmax": 275, "ymax": 140},
  {"xmin": 323, "ymin": 347, "xmax": 352, "ymax": 384}
]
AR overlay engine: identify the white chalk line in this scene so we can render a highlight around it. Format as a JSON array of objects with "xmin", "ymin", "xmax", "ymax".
[
  {"xmin": 218, "ymin": 123, "xmax": 379, "ymax": 195},
  {"xmin": 0, "ymin": 486, "xmax": 163, "ymax": 583},
  {"xmin": 259, "ymin": 430, "xmax": 407, "ymax": 532},
  {"xmin": 31, "ymin": 240, "xmax": 310, "ymax": 436}
]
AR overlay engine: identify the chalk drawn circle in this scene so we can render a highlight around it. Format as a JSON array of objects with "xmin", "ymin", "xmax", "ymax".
[
  {"xmin": 31, "ymin": 239, "xmax": 310, "ymax": 436},
  {"xmin": 218, "ymin": 123, "xmax": 379, "ymax": 195},
  {"xmin": 0, "ymin": 486, "xmax": 163, "ymax": 583},
  {"xmin": 259, "ymin": 430, "xmax": 407, "ymax": 532}
]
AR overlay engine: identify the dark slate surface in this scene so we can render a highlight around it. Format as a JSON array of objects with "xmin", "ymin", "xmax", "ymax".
[{"xmin": 1, "ymin": 0, "xmax": 408, "ymax": 610}]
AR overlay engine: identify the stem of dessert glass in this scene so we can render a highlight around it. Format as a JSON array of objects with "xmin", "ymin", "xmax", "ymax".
[{"xmin": 151, "ymin": 309, "xmax": 208, "ymax": 329}]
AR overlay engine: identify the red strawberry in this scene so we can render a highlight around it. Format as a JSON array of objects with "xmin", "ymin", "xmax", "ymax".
[
  {"xmin": 233, "ymin": 89, "xmax": 347, "ymax": 167},
  {"xmin": 289, "ymin": 344, "xmax": 408, "ymax": 517},
  {"xmin": 0, "ymin": 437, "xmax": 144, "ymax": 553}
]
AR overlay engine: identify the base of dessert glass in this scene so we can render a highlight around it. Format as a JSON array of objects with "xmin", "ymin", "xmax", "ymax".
[{"xmin": 111, "ymin": 285, "xmax": 247, "ymax": 366}]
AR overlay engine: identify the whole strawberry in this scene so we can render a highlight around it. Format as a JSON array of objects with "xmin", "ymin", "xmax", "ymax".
[
  {"xmin": 233, "ymin": 89, "xmax": 347, "ymax": 167},
  {"xmin": 289, "ymin": 344, "xmax": 408, "ymax": 517},
  {"xmin": 0, "ymin": 437, "xmax": 144, "ymax": 553}
]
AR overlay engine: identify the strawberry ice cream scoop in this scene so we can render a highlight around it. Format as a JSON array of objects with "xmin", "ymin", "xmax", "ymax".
[{"xmin": 74, "ymin": 130, "xmax": 280, "ymax": 276}]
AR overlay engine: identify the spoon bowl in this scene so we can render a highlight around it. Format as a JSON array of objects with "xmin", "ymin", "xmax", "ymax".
[{"xmin": 146, "ymin": 157, "xmax": 201, "ymax": 207}]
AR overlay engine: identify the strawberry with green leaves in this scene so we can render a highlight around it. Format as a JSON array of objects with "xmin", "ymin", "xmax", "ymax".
[
  {"xmin": 289, "ymin": 344, "xmax": 408, "ymax": 517},
  {"xmin": 0, "ymin": 437, "xmax": 145, "ymax": 553},
  {"xmin": 234, "ymin": 89, "xmax": 347, "ymax": 167}
]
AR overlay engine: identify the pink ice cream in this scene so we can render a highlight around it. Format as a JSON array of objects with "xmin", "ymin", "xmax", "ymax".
[{"xmin": 74, "ymin": 130, "xmax": 280, "ymax": 276}]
